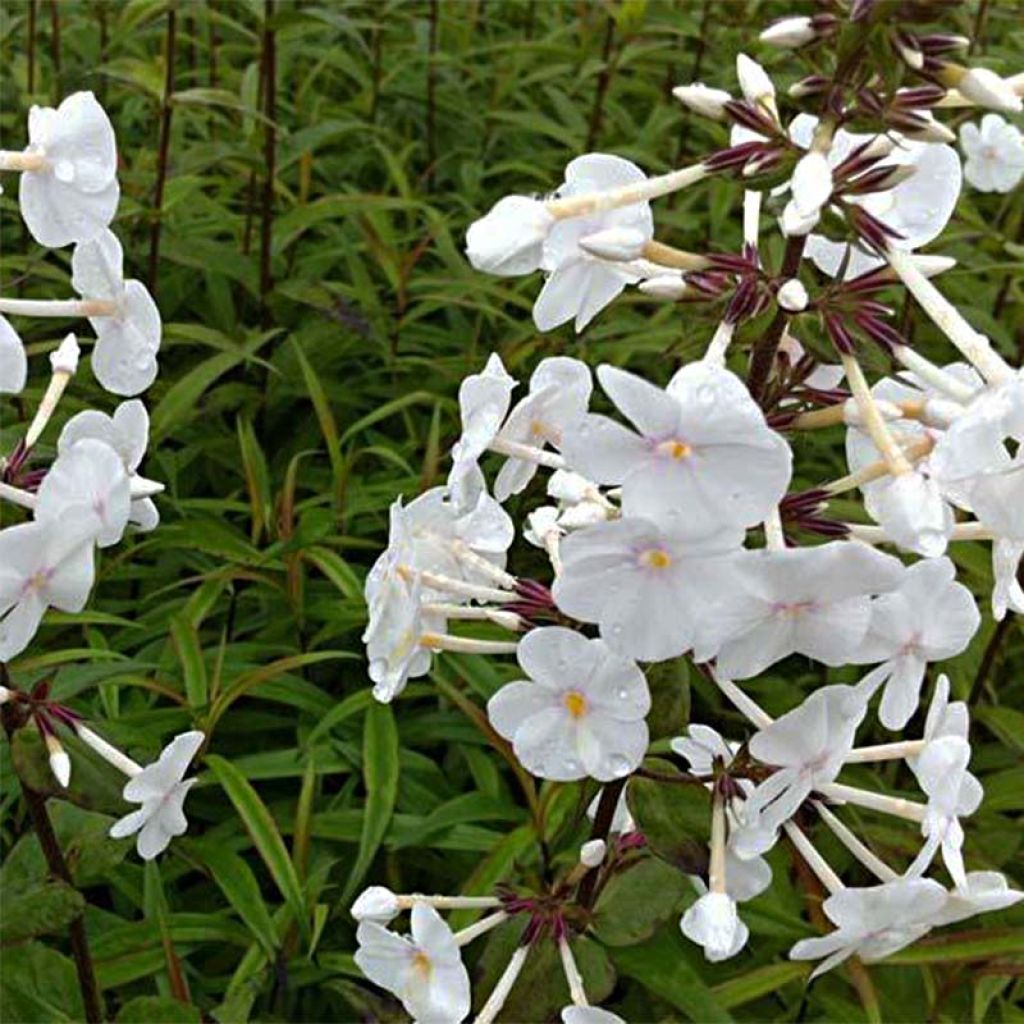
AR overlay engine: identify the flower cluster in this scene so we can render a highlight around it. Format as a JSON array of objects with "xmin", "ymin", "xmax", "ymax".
[
  {"xmin": 357, "ymin": 5, "xmax": 1022, "ymax": 1019},
  {"xmin": 1, "ymin": 93, "xmax": 199, "ymax": 861}
]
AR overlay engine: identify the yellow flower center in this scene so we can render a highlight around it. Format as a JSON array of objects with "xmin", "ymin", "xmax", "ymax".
[
  {"xmin": 563, "ymin": 691, "xmax": 588, "ymax": 719},
  {"xmin": 657, "ymin": 439, "xmax": 692, "ymax": 460},
  {"xmin": 640, "ymin": 548, "xmax": 672, "ymax": 570},
  {"xmin": 411, "ymin": 950, "xmax": 433, "ymax": 979}
]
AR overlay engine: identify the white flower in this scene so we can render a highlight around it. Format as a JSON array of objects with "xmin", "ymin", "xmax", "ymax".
[
  {"xmin": 355, "ymin": 903, "xmax": 471, "ymax": 1023},
  {"xmin": 871, "ymin": 470, "xmax": 955, "ymax": 557},
  {"xmin": 36, "ymin": 436, "xmax": 131, "ymax": 548},
  {"xmin": 743, "ymin": 684, "xmax": 870, "ymax": 832},
  {"xmin": 0, "ymin": 517, "xmax": 96, "ymax": 660},
  {"xmin": 465, "ymin": 195, "xmax": 555, "ymax": 276},
  {"xmin": 534, "ymin": 154, "xmax": 654, "ymax": 332},
  {"xmin": 960, "ymin": 114, "xmax": 1024, "ymax": 192},
  {"xmin": 760, "ymin": 16, "xmax": 816, "ymax": 48},
  {"xmin": 853, "ymin": 558, "xmax": 979, "ymax": 730},
  {"xmin": 908, "ymin": 735, "xmax": 981, "ymax": 888},
  {"xmin": 992, "ymin": 538, "xmax": 1024, "ymax": 620},
  {"xmin": 933, "ymin": 871, "xmax": 1023, "ymax": 926},
  {"xmin": 783, "ymin": 151, "xmax": 833, "ymax": 235},
  {"xmin": 71, "ymin": 229, "xmax": 161, "ymax": 396},
  {"xmin": 562, "ymin": 1008, "xmax": 626, "ymax": 1024},
  {"xmin": 695, "ymin": 541, "xmax": 905, "ymax": 680},
  {"xmin": 956, "ymin": 67, "xmax": 1023, "ymax": 114},
  {"xmin": 681, "ymin": 891, "xmax": 748, "ymax": 961},
  {"xmin": 448, "ymin": 353, "xmax": 516, "ymax": 497},
  {"xmin": 586, "ymin": 785, "xmax": 635, "ymax": 834},
  {"xmin": 493, "ymin": 356, "xmax": 592, "ymax": 500},
  {"xmin": 0, "ymin": 314, "xmax": 27, "ymax": 394},
  {"xmin": 671, "ymin": 723, "xmax": 733, "ymax": 775},
  {"xmin": 18, "ymin": 91, "xmax": 119, "ymax": 248},
  {"xmin": 352, "ymin": 885, "xmax": 402, "ymax": 924},
  {"xmin": 553, "ymin": 516, "xmax": 741, "ymax": 662},
  {"xmin": 672, "ymin": 83, "xmax": 732, "ymax": 120},
  {"xmin": 561, "ymin": 362, "xmax": 791, "ymax": 534},
  {"xmin": 109, "ymin": 731, "xmax": 203, "ymax": 860},
  {"xmin": 487, "ymin": 626, "xmax": 650, "ymax": 781},
  {"xmin": 789, "ymin": 878, "xmax": 947, "ymax": 977},
  {"xmin": 58, "ymin": 399, "xmax": 160, "ymax": 531},
  {"xmin": 969, "ymin": 450, "xmax": 1024, "ymax": 540}
]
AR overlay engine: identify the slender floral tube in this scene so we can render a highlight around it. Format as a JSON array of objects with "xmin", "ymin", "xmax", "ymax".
[
  {"xmin": 891, "ymin": 344, "xmax": 979, "ymax": 403},
  {"xmin": 453, "ymin": 911, "xmax": 508, "ymax": 948},
  {"xmin": 0, "ymin": 480, "xmax": 38, "ymax": 511},
  {"xmin": 0, "ymin": 297, "xmax": 117, "ymax": 318},
  {"xmin": 843, "ymin": 739, "xmax": 926, "ymax": 763},
  {"xmin": 399, "ymin": 567, "xmax": 512, "ymax": 604},
  {"xmin": 763, "ymin": 507, "xmax": 785, "ymax": 552},
  {"xmin": 817, "ymin": 782, "xmax": 926, "ymax": 823},
  {"xmin": 743, "ymin": 189, "xmax": 762, "ymax": 247},
  {"xmin": 487, "ymin": 436, "xmax": 566, "ymax": 470},
  {"xmin": 451, "ymin": 541, "xmax": 518, "ymax": 589},
  {"xmin": 25, "ymin": 337, "xmax": 80, "ymax": 450},
  {"xmin": 545, "ymin": 163, "xmax": 707, "ymax": 219},
  {"xmin": 558, "ymin": 935, "xmax": 589, "ymax": 1007},
  {"xmin": 823, "ymin": 434, "xmax": 934, "ymax": 495},
  {"xmin": 783, "ymin": 820, "xmax": 843, "ymax": 894},
  {"xmin": 813, "ymin": 801, "xmax": 898, "ymax": 883},
  {"xmin": 887, "ymin": 248, "xmax": 1013, "ymax": 384},
  {"xmin": 708, "ymin": 791, "xmax": 728, "ymax": 895},
  {"xmin": 847, "ymin": 521, "xmax": 993, "ymax": 544},
  {"xmin": 641, "ymin": 240, "xmax": 712, "ymax": 271},
  {"xmin": 841, "ymin": 354, "xmax": 911, "ymax": 475},
  {"xmin": 419, "ymin": 632, "xmax": 520, "ymax": 655},
  {"xmin": 711, "ymin": 671, "xmax": 774, "ymax": 729},
  {"xmin": 704, "ymin": 320, "xmax": 736, "ymax": 367},
  {"xmin": 789, "ymin": 398, "xmax": 922, "ymax": 431},
  {"xmin": 76, "ymin": 725, "xmax": 144, "ymax": 777},
  {"xmin": 421, "ymin": 603, "xmax": 524, "ymax": 630},
  {"xmin": 0, "ymin": 150, "xmax": 47, "ymax": 172},
  {"xmin": 474, "ymin": 945, "xmax": 530, "ymax": 1024},
  {"xmin": 397, "ymin": 894, "xmax": 503, "ymax": 912}
]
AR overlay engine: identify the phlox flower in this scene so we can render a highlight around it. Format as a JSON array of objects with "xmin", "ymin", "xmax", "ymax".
[
  {"xmin": 552, "ymin": 516, "xmax": 742, "ymax": 662},
  {"xmin": 561, "ymin": 361, "xmax": 791, "ymax": 534},
  {"xmin": 960, "ymin": 114, "xmax": 1024, "ymax": 192},
  {"xmin": 36, "ymin": 436, "xmax": 131, "ymax": 548},
  {"xmin": 852, "ymin": 557, "xmax": 980, "ymax": 730},
  {"xmin": 354, "ymin": 903, "xmax": 471, "ymax": 1023},
  {"xmin": 534, "ymin": 154, "xmax": 653, "ymax": 332},
  {"xmin": 789, "ymin": 878, "xmax": 947, "ymax": 977},
  {"xmin": 109, "ymin": 730, "xmax": 204, "ymax": 860},
  {"xmin": 695, "ymin": 541, "xmax": 905, "ymax": 680},
  {"xmin": 992, "ymin": 538, "xmax": 1024, "ymax": 620},
  {"xmin": 58, "ymin": 399, "xmax": 160, "ymax": 531},
  {"xmin": 933, "ymin": 871, "xmax": 1023, "ymax": 926},
  {"xmin": 681, "ymin": 891, "xmax": 747, "ymax": 962},
  {"xmin": 0, "ymin": 314, "xmax": 27, "ymax": 394},
  {"xmin": 18, "ymin": 91, "xmax": 119, "ymax": 248},
  {"xmin": 487, "ymin": 626, "xmax": 650, "ymax": 781},
  {"xmin": 71, "ymin": 229, "xmax": 161, "ymax": 396},
  {"xmin": 0, "ymin": 515, "xmax": 96, "ymax": 661},
  {"xmin": 493, "ymin": 356, "xmax": 592, "ymax": 500},
  {"xmin": 465, "ymin": 195, "xmax": 555, "ymax": 276}
]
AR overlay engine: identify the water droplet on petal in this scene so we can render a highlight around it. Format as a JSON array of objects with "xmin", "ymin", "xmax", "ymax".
[
  {"xmin": 697, "ymin": 384, "xmax": 716, "ymax": 406},
  {"xmin": 54, "ymin": 159, "xmax": 76, "ymax": 183},
  {"xmin": 609, "ymin": 754, "xmax": 633, "ymax": 777}
]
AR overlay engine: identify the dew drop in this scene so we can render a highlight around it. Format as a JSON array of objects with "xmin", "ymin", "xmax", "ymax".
[
  {"xmin": 609, "ymin": 754, "xmax": 633, "ymax": 777},
  {"xmin": 54, "ymin": 159, "xmax": 76, "ymax": 183}
]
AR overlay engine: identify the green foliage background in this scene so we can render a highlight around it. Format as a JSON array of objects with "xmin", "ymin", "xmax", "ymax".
[{"xmin": 1, "ymin": 1, "xmax": 1023, "ymax": 1021}]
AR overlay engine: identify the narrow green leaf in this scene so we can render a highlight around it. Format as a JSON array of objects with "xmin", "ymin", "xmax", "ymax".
[
  {"xmin": 195, "ymin": 844, "xmax": 279, "ymax": 958},
  {"xmin": 169, "ymin": 613, "xmax": 208, "ymax": 711}
]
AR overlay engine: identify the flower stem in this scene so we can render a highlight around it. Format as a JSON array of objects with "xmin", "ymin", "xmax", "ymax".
[
  {"xmin": 841, "ymin": 354, "xmax": 911, "ymax": 475},
  {"xmin": 0, "ymin": 297, "xmax": 115, "ymax": 317},
  {"xmin": 487, "ymin": 436, "xmax": 567, "ymax": 469},
  {"xmin": 783, "ymin": 820, "xmax": 843, "ymax": 895},
  {"xmin": 0, "ymin": 480, "xmax": 38, "ymax": 511},
  {"xmin": 817, "ymin": 782, "xmax": 926, "ymax": 823},
  {"xmin": 419, "ymin": 633, "xmax": 519, "ymax": 655},
  {"xmin": 812, "ymin": 801, "xmax": 898, "ymax": 883},
  {"xmin": 576, "ymin": 777, "xmax": 626, "ymax": 910},
  {"xmin": 891, "ymin": 344, "xmax": 979, "ymax": 403},
  {"xmin": 453, "ymin": 910, "xmax": 507, "ymax": 947},
  {"xmin": 474, "ymin": 945, "xmax": 530, "ymax": 1024},
  {"xmin": 558, "ymin": 935, "xmax": 589, "ymax": 1007},
  {"xmin": 0, "ymin": 151, "xmax": 47, "ymax": 172},
  {"xmin": 545, "ymin": 163, "xmax": 707, "ymax": 219}
]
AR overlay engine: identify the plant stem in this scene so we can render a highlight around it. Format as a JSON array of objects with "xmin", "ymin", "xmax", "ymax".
[
  {"xmin": 148, "ymin": 2, "xmax": 177, "ymax": 292},
  {"xmin": 2, "ymin": 704, "xmax": 103, "ymax": 1024},
  {"xmin": 576, "ymin": 777, "xmax": 626, "ymax": 910},
  {"xmin": 585, "ymin": 13, "xmax": 616, "ymax": 151},
  {"xmin": 49, "ymin": 0, "xmax": 61, "ymax": 101},
  {"xmin": 259, "ymin": 0, "xmax": 277, "ymax": 327},
  {"xmin": 747, "ymin": 234, "xmax": 806, "ymax": 405},
  {"xmin": 27, "ymin": 0, "xmax": 36, "ymax": 94},
  {"xmin": 425, "ymin": 0, "xmax": 438, "ymax": 190}
]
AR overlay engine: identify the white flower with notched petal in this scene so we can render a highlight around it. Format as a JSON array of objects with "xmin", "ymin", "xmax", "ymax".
[
  {"xmin": 789, "ymin": 878, "xmax": 946, "ymax": 978},
  {"xmin": 561, "ymin": 362, "xmax": 791, "ymax": 534},
  {"xmin": 58, "ymin": 399, "xmax": 160, "ymax": 531},
  {"xmin": 71, "ymin": 229, "xmax": 161, "ymax": 396},
  {"xmin": 109, "ymin": 731, "xmax": 203, "ymax": 860},
  {"xmin": 0, "ymin": 314, "xmax": 27, "ymax": 394},
  {"xmin": 534, "ymin": 154, "xmax": 653, "ymax": 333},
  {"xmin": 17, "ymin": 92, "xmax": 119, "ymax": 248},
  {"xmin": 933, "ymin": 871, "xmax": 1023, "ymax": 926},
  {"xmin": 852, "ymin": 557, "xmax": 979, "ymax": 730},
  {"xmin": 36, "ymin": 436, "xmax": 131, "ymax": 548},
  {"xmin": 744, "ymin": 685, "xmax": 870, "ymax": 833},
  {"xmin": 488, "ymin": 627, "xmax": 650, "ymax": 782},
  {"xmin": 355, "ymin": 903, "xmax": 471, "ymax": 1023},
  {"xmin": 465, "ymin": 195, "xmax": 555, "ymax": 277},
  {"xmin": 960, "ymin": 114, "xmax": 1024, "ymax": 193},
  {"xmin": 0, "ymin": 516, "xmax": 96, "ymax": 661},
  {"xmin": 493, "ymin": 357, "xmax": 592, "ymax": 500},
  {"xmin": 681, "ymin": 891, "xmax": 748, "ymax": 962},
  {"xmin": 553, "ymin": 516, "xmax": 742, "ymax": 662}
]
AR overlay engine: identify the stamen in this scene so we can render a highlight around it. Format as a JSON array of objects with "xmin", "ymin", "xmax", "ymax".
[{"xmin": 563, "ymin": 691, "xmax": 588, "ymax": 719}]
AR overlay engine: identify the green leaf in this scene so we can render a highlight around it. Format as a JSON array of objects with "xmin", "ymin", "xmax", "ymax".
[
  {"xmin": 593, "ymin": 856, "xmax": 688, "ymax": 946},
  {"xmin": 117, "ymin": 996, "xmax": 201, "ymax": 1023},
  {"xmin": 340, "ymin": 702, "xmax": 400, "ymax": 906},
  {"xmin": 627, "ymin": 757, "xmax": 711, "ymax": 872},
  {"xmin": 206, "ymin": 755, "xmax": 309, "ymax": 941},
  {"xmin": 0, "ymin": 880, "xmax": 85, "ymax": 946},
  {"xmin": 0, "ymin": 942, "xmax": 84, "ymax": 1023},
  {"xmin": 883, "ymin": 928, "xmax": 1024, "ymax": 964},
  {"xmin": 170, "ymin": 612, "xmax": 208, "ymax": 711},
  {"xmin": 710, "ymin": 961, "xmax": 811, "ymax": 1009}
]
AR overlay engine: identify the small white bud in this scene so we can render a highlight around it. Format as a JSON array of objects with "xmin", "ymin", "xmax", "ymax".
[
  {"xmin": 578, "ymin": 227, "xmax": 647, "ymax": 262},
  {"xmin": 736, "ymin": 54, "xmax": 775, "ymax": 106},
  {"xmin": 129, "ymin": 475, "xmax": 164, "ymax": 500},
  {"xmin": 780, "ymin": 199, "xmax": 820, "ymax": 237},
  {"xmin": 957, "ymin": 67, "xmax": 1023, "ymax": 113},
  {"xmin": 558, "ymin": 502, "xmax": 611, "ymax": 529},
  {"xmin": 760, "ymin": 16, "xmax": 816, "ymax": 49},
  {"xmin": 524, "ymin": 506, "xmax": 561, "ymax": 548},
  {"xmin": 638, "ymin": 274, "xmax": 687, "ymax": 300},
  {"xmin": 0, "ymin": 685, "xmax": 11, "ymax": 705},
  {"xmin": 672, "ymin": 83, "xmax": 732, "ymax": 120},
  {"xmin": 45, "ymin": 734, "xmax": 71, "ymax": 788},
  {"xmin": 895, "ymin": 41, "xmax": 924, "ymax": 71},
  {"xmin": 49, "ymin": 333, "xmax": 80, "ymax": 375},
  {"xmin": 547, "ymin": 470, "xmax": 597, "ymax": 505},
  {"xmin": 790, "ymin": 151, "xmax": 832, "ymax": 217},
  {"xmin": 465, "ymin": 196, "xmax": 554, "ymax": 277},
  {"xmin": 860, "ymin": 135, "xmax": 897, "ymax": 160},
  {"xmin": 580, "ymin": 839, "xmax": 607, "ymax": 868},
  {"xmin": 351, "ymin": 885, "xmax": 401, "ymax": 923},
  {"xmin": 910, "ymin": 254, "xmax": 957, "ymax": 277},
  {"xmin": 776, "ymin": 278, "xmax": 809, "ymax": 312},
  {"xmin": 901, "ymin": 116, "xmax": 957, "ymax": 144}
]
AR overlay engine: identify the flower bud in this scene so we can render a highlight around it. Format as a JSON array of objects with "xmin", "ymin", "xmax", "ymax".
[
  {"xmin": 910, "ymin": 254, "xmax": 956, "ymax": 277},
  {"xmin": 351, "ymin": 885, "xmax": 401, "ymax": 923},
  {"xmin": 465, "ymin": 195, "xmax": 554, "ymax": 277},
  {"xmin": 780, "ymin": 198, "xmax": 820, "ymax": 237},
  {"xmin": 760, "ymin": 17, "xmax": 815, "ymax": 49},
  {"xmin": 788, "ymin": 75, "xmax": 829, "ymax": 99},
  {"xmin": 547, "ymin": 470, "xmax": 598, "ymax": 505},
  {"xmin": 0, "ymin": 685, "xmax": 11, "ymax": 705},
  {"xmin": 578, "ymin": 227, "xmax": 647, "ymax": 262},
  {"xmin": 49, "ymin": 333, "xmax": 80, "ymax": 375},
  {"xmin": 579, "ymin": 839, "xmax": 607, "ymax": 867},
  {"xmin": 790, "ymin": 151, "xmax": 833, "ymax": 217},
  {"xmin": 777, "ymin": 278, "xmax": 809, "ymax": 312},
  {"xmin": 956, "ymin": 67, "xmax": 1023, "ymax": 113},
  {"xmin": 638, "ymin": 274, "xmax": 687, "ymax": 300},
  {"xmin": 895, "ymin": 112, "xmax": 957, "ymax": 144},
  {"xmin": 524, "ymin": 506, "xmax": 561, "ymax": 547},
  {"xmin": 736, "ymin": 54, "xmax": 777, "ymax": 120},
  {"xmin": 672, "ymin": 83, "xmax": 732, "ymax": 120},
  {"xmin": 45, "ymin": 734, "xmax": 71, "ymax": 788}
]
